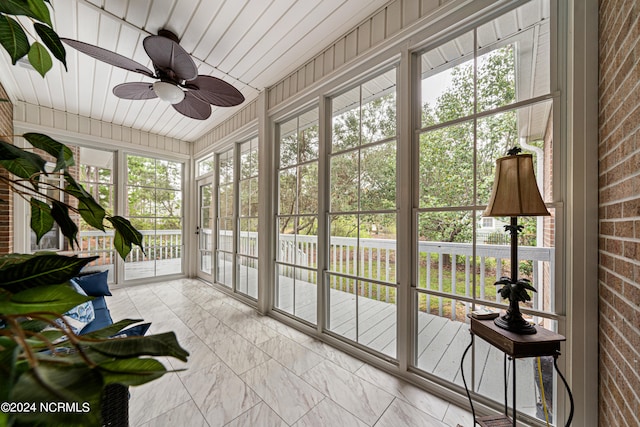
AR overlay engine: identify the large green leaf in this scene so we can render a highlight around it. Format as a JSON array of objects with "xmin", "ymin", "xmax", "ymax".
[
  {"xmin": 112, "ymin": 230, "xmax": 131, "ymax": 259},
  {"xmin": 64, "ymin": 173, "xmax": 105, "ymax": 231},
  {"xmin": 0, "ymin": 284, "xmax": 90, "ymax": 315},
  {"xmin": 30, "ymin": 198, "xmax": 54, "ymax": 244},
  {"xmin": 0, "ymin": 0, "xmax": 52, "ymax": 27},
  {"xmin": 51, "ymin": 200, "xmax": 79, "ymax": 248},
  {"xmin": 99, "ymin": 358, "xmax": 167, "ymax": 386},
  {"xmin": 24, "ymin": 133, "xmax": 74, "ymax": 172},
  {"xmin": 76, "ymin": 319, "xmax": 144, "ymax": 340},
  {"xmin": 88, "ymin": 332, "xmax": 189, "ymax": 362},
  {"xmin": 34, "ymin": 22, "xmax": 65, "ymax": 70},
  {"xmin": 0, "ymin": 139, "xmax": 46, "ymax": 181},
  {"xmin": 27, "ymin": 40, "xmax": 52, "ymax": 77},
  {"xmin": 0, "ymin": 13, "xmax": 29, "ymax": 64},
  {"xmin": 0, "ymin": 253, "xmax": 97, "ymax": 291},
  {"xmin": 108, "ymin": 216, "xmax": 144, "ymax": 259}
]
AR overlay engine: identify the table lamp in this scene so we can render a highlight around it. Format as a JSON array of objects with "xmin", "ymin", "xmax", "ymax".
[{"xmin": 483, "ymin": 147, "xmax": 550, "ymax": 334}]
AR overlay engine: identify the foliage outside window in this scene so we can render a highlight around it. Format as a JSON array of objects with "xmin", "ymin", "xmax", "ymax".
[
  {"xmin": 216, "ymin": 149, "xmax": 234, "ymax": 287},
  {"xmin": 125, "ymin": 155, "xmax": 183, "ymax": 279},
  {"xmin": 237, "ymin": 138, "xmax": 259, "ymax": 298},
  {"xmin": 328, "ymin": 69, "xmax": 398, "ymax": 357},
  {"xmin": 275, "ymin": 109, "xmax": 319, "ymax": 324}
]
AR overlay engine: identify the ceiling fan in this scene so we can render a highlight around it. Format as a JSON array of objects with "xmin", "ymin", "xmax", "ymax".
[{"xmin": 61, "ymin": 29, "xmax": 244, "ymax": 120}]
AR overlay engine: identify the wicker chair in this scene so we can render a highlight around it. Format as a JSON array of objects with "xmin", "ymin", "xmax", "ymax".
[{"xmin": 100, "ymin": 383, "xmax": 129, "ymax": 427}]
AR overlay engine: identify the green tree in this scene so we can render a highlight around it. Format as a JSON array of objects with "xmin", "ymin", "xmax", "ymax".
[{"xmin": 418, "ymin": 45, "xmax": 519, "ymax": 243}]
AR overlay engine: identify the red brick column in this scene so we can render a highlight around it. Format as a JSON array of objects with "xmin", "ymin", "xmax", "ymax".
[
  {"xmin": 0, "ymin": 83, "xmax": 13, "ymax": 254},
  {"xmin": 598, "ymin": 0, "xmax": 640, "ymax": 425}
]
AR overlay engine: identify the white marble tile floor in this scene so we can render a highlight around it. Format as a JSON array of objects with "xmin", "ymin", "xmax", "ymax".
[{"xmin": 108, "ymin": 279, "xmax": 473, "ymax": 427}]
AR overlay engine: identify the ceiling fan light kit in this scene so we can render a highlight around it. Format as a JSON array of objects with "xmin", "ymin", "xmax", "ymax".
[
  {"xmin": 153, "ymin": 81, "xmax": 185, "ymax": 104},
  {"xmin": 61, "ymin": 29, "xmax": 244, "ymax": 120}
]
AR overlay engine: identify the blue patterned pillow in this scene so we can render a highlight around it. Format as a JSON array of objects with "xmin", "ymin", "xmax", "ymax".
[{"xmin": 55, "ymin": 280, "xmax": 95, "ymax": 334}]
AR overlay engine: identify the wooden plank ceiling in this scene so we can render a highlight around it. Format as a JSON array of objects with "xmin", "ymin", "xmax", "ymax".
[{"xmin": 0, "ymin": 0, "xmax": 389, "ymax": 142}]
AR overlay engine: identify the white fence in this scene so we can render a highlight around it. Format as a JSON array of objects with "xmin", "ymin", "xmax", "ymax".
[
  {"xmin": 79, "ymin": 229, "xmax": 554, "ymax": 320},
  {"xmin": 77, "ymin": 229, "xmax": 182, "ymax": 264}
]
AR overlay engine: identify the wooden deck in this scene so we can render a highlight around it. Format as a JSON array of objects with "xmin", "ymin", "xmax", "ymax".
[{"xmin": 273, "ymin": 271, "xmax": 542, "ymax": 419}]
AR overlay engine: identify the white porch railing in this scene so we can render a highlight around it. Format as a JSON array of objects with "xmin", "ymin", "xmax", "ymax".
[
  {"xmin": 77, "ymin": 229, "xmax": 182, "ymax": 264},
  {"xmin": 79, "ymin": 229, "xmax": 554, "ymax": 320}
]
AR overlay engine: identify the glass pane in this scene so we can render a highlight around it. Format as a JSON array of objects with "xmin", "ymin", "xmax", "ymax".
[
  {"xmin": 330, "ymin": 151, "xmax": 359, "ymax": 212},
  {"xmin": 295, "ymin": 269, "xmax": 317, "ymax": 324},
  {"xmin": 127, "ymin": 155, "xmax": 156, "ymax": 186},
  {"xmin": 248, "ymin": 176, "xmax": 259, "ymax": 217},
  {"xmin": 361, "ymin": 70, "xmax": 396, "ymax": 143},
  {"xmin": 127, "ymin": 187, "xmax": 155, "ymax": 217},
  {"xmin": 477, "ymin": 100, "xmax": 553, "ymax": 206},
  {"xmin": 420, "ymin": 32, "xmax": 474, "ymax": 128},
  {"xmin": 239, "ymin": 141, "xmax": 256, "ymax": 179},
  {"xmin": 294, "ymin": 218, "xmax": 318, "ymax": 268},
  {"xmin": 277, "ymin": 217, "xmax": 296, "ymax": 264},
  {"xmin": 476, "ymin": 44, "xmax": 516, "ymax": 112},
  {"xmin": 359, "ymin": 213, "xmax": 396, "ymax": 283},
  {"xmin": 417, "ymin": 210, "xmax": 475, "ymax": 305},
  {"xmin": 300, "ymin": 114, "xmax": 319, "ymax": 162},
  {"xmin": 418, "ymin": 120, "xmax": 474, "ymax": 208},
  {"xmin": 236, "ymin": 255, "xmax": 258, "ymax": 298},
  {"xmin": 156, "ymin": 190, "xmax": 181, "ymax": 217},
  {"xmin": 279, "ymin": 167, "xmax": 297, "ymax": 215},
  {"xmin": 332, "ymin": 86, "xmax": 361, "ymax": 152},
  {"xmin": 156, "ymin": 218, "xmax": 182, "ymax": 276},
  {"xmin": 279, "ymin": 118, "xmax": 298, "ymax": 168},
  {"xmin": 216, "ymin": 251, "xmax": 233, "ymax": 287},
  {"xmin": 276, "ymin": 264, "xmax": 294, "ymax": 314},
  {"xmin": 360, "ymin": 141, "xmax": 396, "ymax": 211},
  {"xmin": 477, "ymin": 0, "xmax": 550, "ymax": 104},
  {"xmin": 218, "ymin": 183, "xmax": 234, "ymax": 218},
  {"xmin": 239, "ymin": 180, "xmax": 250, "ymax": 217},
  {"xmin": 238, "ymin": 218, "xmax": 258, "ymax": 257},
  {"xmin": 327, "ymin": 274, "xmax": 357, "ymax": 340},
  {"xmin": 415, "ymin": 293, "xmax": 470, "ymax": 376},
  {"xmin": 329, "ymin": 214, "xmax": 358, "ymax": 274},
  {"xmin": 200, "ymin": 250, "xmax": 212, "ymax": 275},
  {"xmin": 197, "ymin": 154, "xmax": 214, "ymax": 176},
  {"xmin": 156, "ymin": 160, "xmax": 182, "ymax": 190},
  {"xmin": 359, "ymin": 281, "xmax": 396, "ymax": 357},
  {"xmin": 219, "ymin": 150, "xmax": 234, "ymax": 184},
  {"xmin": 218, "ymin": 219, "xmax": 234, "ymax": 252},
  {"xmin": 298, "ymin": 162, "xmax": 318, "ymax": 214}
]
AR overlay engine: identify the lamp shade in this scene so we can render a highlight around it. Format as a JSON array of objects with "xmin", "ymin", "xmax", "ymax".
[
  {"xmin": 153, "ymin": 81, "xmax": 185, "ymax": 104},
  {"xmin": 483, "ymin": 153, "xmax": 550, "ymax": 217}
]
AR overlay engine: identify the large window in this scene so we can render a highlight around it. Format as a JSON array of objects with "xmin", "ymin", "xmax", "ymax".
[
  {"xmin": 75, "ymin": 148, "xmax": 117, "ymax": 279},
  {"xmin": 237, "ymin": 138, "xmax": 259, "ymax": 298},
  {"xmin": 216, "ymin": 149, "xmax": 234, "ymax": 287},
  {"xmin": 213, "ymin": 139, "xmax": 260, "ymax": 298},
  {"xmin": 327, "ymin": 69, "xmax": 397, "ymax": 357},
  {"xmin": 275, "ymin": 109, "xmax": 319, "ymax": 324},
  {"xmin": 415, "ymin": 0, "xmax": 554, "ymax": 421},
  {"xmin": 125, "ymin": 155, "xmax": 183, "ymax": 280}
]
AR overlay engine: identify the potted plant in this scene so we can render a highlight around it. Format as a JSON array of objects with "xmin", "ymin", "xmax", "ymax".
[{"xmin": 1, "ymin": 3, "xmax": 188, "ymax": 426}]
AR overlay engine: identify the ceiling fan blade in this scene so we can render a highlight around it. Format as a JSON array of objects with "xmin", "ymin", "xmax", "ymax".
[
  {"xmin": 172, "ymin": 92, "xmax": 211, "ymax": 120},
  {"xmin": 143, "ymin": 35, "xmax": 198, "ymax": 82},
  {"xmin": 61, "ymin": 38, "xmax": 154, "ymax": 77},
  {"xmin": 113, "ymin": 82, "xmax": 157, "ymax": 100},
  {"xmin": 187, "ymin": 75, "xmax": 245, "ymax": 107}
]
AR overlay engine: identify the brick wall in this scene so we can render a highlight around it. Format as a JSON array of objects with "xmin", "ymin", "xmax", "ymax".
[
  {"xmin": 0, "ymin": 83, "xmax": 13, "ymax": 254},
  {"xmin": 598, "ymin": 1, "xmax": 640, "ymax": 426}
]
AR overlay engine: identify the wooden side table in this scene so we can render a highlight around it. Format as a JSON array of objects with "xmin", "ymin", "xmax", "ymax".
[{"xmin": 460, "ymin": 317, "xmax": 574, "ymax": 426}]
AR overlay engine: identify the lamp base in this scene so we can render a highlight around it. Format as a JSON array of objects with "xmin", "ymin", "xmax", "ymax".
[{"xmin": 494, "ymin": 312, "xmax": 537, "ymax": 335}]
